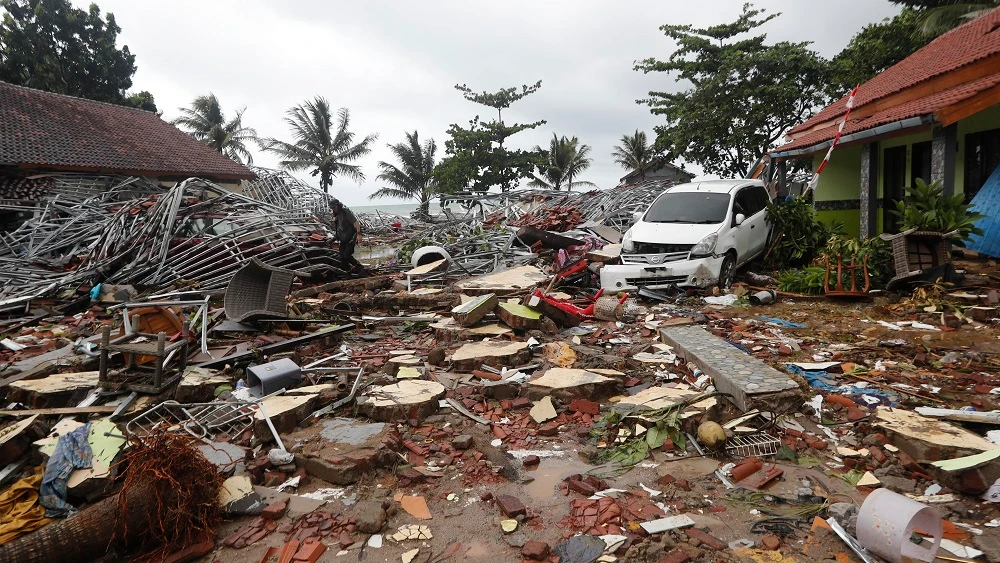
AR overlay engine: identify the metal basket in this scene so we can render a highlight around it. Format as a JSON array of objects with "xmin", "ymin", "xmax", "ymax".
[{"xmin": 726, "ymin": 432, "xmax": 780, "ymax": 458}]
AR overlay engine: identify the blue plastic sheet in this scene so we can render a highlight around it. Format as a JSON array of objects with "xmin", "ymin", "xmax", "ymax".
[
  {"xmin": 784, "ymin": 363, "xmax": 893, "ymax": 400},
  {"xmin": 759, "ymin": 316, "xmax": 806, "ymax": 329}
]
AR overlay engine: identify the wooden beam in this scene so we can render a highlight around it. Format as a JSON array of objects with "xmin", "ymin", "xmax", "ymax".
[
  {"xmin": 935, "ymin": 81, "xmax": 1000, "ymax": 126},
  {"xmin": 0, "ymin": 406, "xmax": 118, "ymax": 417}
]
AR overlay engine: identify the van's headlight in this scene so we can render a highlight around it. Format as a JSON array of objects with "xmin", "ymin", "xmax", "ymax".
[
  {"xmin": 690, "ymin": 232, "xmax": 718, "ymax": 257},
  {"xmin": 622, "ymin": 230, "xmax": 634, "ymax": 253}
]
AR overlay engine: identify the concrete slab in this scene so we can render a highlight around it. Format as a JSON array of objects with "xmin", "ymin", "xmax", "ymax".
[
  {"xmin": 660, "ymin": 325, "xmax": 801, "ymax": 411},
  {"xmin": 454, "ymin": 265, "xmax": 549, "ymax": 295},
  {"xmin": 357, "ymin": 380, "xmax": 445, "ymax": 422},
  {"xmin": 526, "ymin": 368, "xmax": 619, "ymax": 401},
  {"xmin": 8, "ymin": 371, "xmax": 99, "ymax": 407},
  {"xmin": 450, "ymin": 341, "xmax": 532, "ymax": 371},
  {"xmin": 617, "ymin": 386, "xmax": 717, "ymax": 417}
]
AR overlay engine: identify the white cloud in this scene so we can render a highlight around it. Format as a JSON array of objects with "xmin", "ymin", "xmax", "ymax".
[{"xmin": 77, "ymin": 0, "xmax": 899, "ymax": 205}]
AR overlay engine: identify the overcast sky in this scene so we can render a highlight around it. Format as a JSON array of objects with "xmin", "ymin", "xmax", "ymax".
[{"xmin": 76, "ymin": 0, "xmax": 900, "ymax": 206}]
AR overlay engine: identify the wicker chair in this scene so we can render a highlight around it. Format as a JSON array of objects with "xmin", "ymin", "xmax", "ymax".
[
  {"xmin": 879, "ymin": 229, "xmax": 956, "ymax": 290},
  {"xmin": 224, "ymin": 259, "xmax": 301, "ymax": 322}
]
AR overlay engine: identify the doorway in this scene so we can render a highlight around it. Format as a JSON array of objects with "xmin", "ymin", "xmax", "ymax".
[{"xmin": 883, "ymin": 145, "xmax": 907, "ymax": 234}]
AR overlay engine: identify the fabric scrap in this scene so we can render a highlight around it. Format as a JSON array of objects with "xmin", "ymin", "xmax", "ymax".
[
  {"xmin": 0, "ymin": 468, "xmax": 53, "ymax": 544},
  {"xmin": 39, "ymin": 422, "xmax": 92, "ymax": 518}
]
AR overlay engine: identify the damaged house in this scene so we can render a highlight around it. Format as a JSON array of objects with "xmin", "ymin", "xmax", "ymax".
[{"xmin": 768, "ymin": 7, "xmax": 1000, "ymax": 239}]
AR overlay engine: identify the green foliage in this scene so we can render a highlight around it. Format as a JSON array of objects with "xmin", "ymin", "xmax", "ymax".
[
  {"xmin": 890, "ymin": 0, "xmax": 998, "ymax": 36},
  {"xmin": 434, "ymin": 82, "xmax": 546, "ymax": 193},
  {"xmin": 530, "ymin": 133, "xmax": 595, "ymax": 191},
  {"xmin": 0, "ymin": 0, "xmax": 151, "ymax": 107},
  {"xmin": 611, "ymin": 130, "xmax": 659, "ymax": 181},
  {"xmin": 889, "ymin": 178, "xmax": 986, "ymax": 244},
  {"xmin": 261, "ymin": 98, "xmax": 377, "ymax": 192},
  {"xmin": 765, "ymin": 197, "xmax": 833, "ymax": 268},
  {"xmin": 371, "ymin": 131, "xmax": 438, "ymax": 215},
  {"xmin": 822, "ymin": 235, "xmax": 894, "ymax": 289},
  {"xmin": 828, "ymin": 9, "xmax": 930, "ymax": 98},
  {"xmin": 124, "ymin": 90, "xmax": 158, "ymax": 113},
  {"xmin": 777, "ymin": 266, "xmax": 827, "ymax": 295},
  {"xmin": 635, "ymin": 3, "xmax": 829, "ymax": 178},
  {"xmin": 172, "ymin": 93, "xmax": 257, "ymax": 164}
]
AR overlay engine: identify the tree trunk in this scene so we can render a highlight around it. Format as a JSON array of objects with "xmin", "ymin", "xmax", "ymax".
[{"xmin": 0, "ymin": 482, "xmax": 156, "ymax": 563}]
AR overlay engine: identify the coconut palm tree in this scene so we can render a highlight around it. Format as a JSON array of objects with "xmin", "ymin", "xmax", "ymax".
[
  {"xmin": 612, "ymin": 130, "xmax": 658, "ymax": 181},
  {"xmin": 370, "ymin": 131, "xmax": 438, "ymax": 215},
  {"xmin": 530, "ymin": 134, "xmax": 595, "ymax": 191},
  {"xmin": 261, "ymin": 97, "xmax": 377, "ymax": 191},
  {"xmin": 172, "ymin": 93, "xmax": 258, "ymax": 164},
  {"xmin": 911, "ymin": 1, "xmax": 998, "ymax": 36}
]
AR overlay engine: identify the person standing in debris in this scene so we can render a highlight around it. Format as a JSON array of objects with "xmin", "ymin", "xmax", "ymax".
[{"xmin": 324, "ymin": 197, "xmax": 364, "ymax": 273}]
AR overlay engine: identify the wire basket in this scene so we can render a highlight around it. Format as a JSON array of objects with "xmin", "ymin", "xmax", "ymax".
[{"xmin": 726, "ymin": 432, "xmax": 780, "ymax": 458}]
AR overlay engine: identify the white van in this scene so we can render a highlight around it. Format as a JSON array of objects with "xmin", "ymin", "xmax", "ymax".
[{"xmin": 600, "ymin": 179, "xmax": 772, "ymax": 291}]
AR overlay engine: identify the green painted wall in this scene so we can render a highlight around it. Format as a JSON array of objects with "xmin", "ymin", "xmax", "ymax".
[
  {"xmin": 812, "ymin": 144, "xmax": 862, "ymax": 201},
  {"xmin": 817, "ymin": 209, "xmax": 861, "ymax": 238}
]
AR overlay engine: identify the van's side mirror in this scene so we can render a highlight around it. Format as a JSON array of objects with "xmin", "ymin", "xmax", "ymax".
[
  {"xmin": 632, "ymin": 211, "xmax": 643, "ymax": 222},
  {"xmin": 734, "ymin": 213, "xmax": 746, "ymax": 226}
]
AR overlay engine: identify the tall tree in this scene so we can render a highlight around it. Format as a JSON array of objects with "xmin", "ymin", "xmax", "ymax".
[
  {"xmin": 530, "ymin": 134, "xmax": 595, "ymax": 191},
  {"xmin": 891, "ymin": 0, "xmax": 998, "ymax": 35},
  {"xmin": 828, "ymin": 9, "xmax": 930, "ymax": 98},
  {"xmin": 172, "ymin": 93, "xmax": 258, "ymax": 164},
  {"xmin": 635, "ymin": 3, "xmax": 828, "ymax": 178},
  {"xmin": 0, "ymin": 0, "xmax": 148, "ymax": 106},
  {"xmin": 261, "ymin": 97, "xmax": 377, "ymax": 192},
  {"xmin": 434, "ymin": 81, "xmax": 546, "ymax": 193},
  {"xmin": 371, "ymin": 131, "xmax": 438, "ymax": 216},
  {"xmin": 612, "ymin": 130, "xmax": 658, "ymax": 181}
]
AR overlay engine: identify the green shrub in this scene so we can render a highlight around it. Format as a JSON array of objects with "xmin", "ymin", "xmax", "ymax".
[
  {"xmin": 765, "ymin": 197, "xmax": 835, "ymax": 268},
  {"xmin": 889, "ymin": 178, "xmax": 985, "ymax": 245},
  {"xmin": 777, "ymin": 266, "xmax": 827, "ymax": 295}
]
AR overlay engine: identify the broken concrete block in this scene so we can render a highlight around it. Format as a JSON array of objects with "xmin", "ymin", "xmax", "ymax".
[
  {"xmin": 526, "ymin": 368, "xmax": 620, "ymax": 401},
  {"xmin": 454, "ymin": 265, "xmax": 549, "ymax": 296},
  {"xmin": 357, "ymin": 380, "xmax": 446, "ymax": 423},
  {"xmin": 8, "ymin": 371, "xmax": 99, "ymax": 407},
  {"xmin": 298, "ymin": 447, "xmax": 397, "ymax": 486},
  {"xmin": 429, "ymin": 318, "xmax": 511, "ymax": 343},
  {"xmin": 219, "ymin": 475, "xmax": 265, "ymax": 515},
  {"xmin": 385, "ymin": 355, "xmax": 422, "ymax": 377},
  {"xmin": 253, "ymin": 393, "xmax": 318, "ymax": 437},
  {"xmin": 451, "ymin": 293, "xmax": 499, "ymax": 327},
  {"xmin": 640, "ymin": 514, "xmax": 696, "ymax": 534},
  {"xmin": 616, "ymin": 386, "xmax": 716, "ymax": 416},
  {"xmin": 875, "ymin": 407, "xmax": 999, "ymax": 460},
  {"xmin": 450, "ymin": 341, "xmax": 532, "ymax": 371},
  {"xmin": 174, "ymin": 366, "xmax": 229, "ymax": 403},
  {"xmin": 529, "ymin": 396, "xmax": 557, "ymax": 423},
  {"xmin": 496, "ymin": 302, "xmax": 544, "ymax": 331}
]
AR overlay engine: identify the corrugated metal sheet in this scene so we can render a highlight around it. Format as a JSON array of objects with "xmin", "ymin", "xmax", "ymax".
[{"xmin": 967, "ymin": 165, "xmax": 1000, "ymax": 258}]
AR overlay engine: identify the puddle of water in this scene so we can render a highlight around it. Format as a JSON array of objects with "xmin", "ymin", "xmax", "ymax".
[
  {"xmin": 320, "ymin": 418, "xmax": 386, "ymax": 445},
  {"xmin": 357, "ymin": 245, "xmax": 397, "ymax": 264},
  {"xmin": 523, "ymin": 456, "xmax": 592, "ymax": 501}
]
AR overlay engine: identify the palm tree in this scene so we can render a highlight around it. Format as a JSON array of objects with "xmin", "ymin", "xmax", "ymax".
[
  {"xmin": 370, "ymin": 131, "xmax": 437, "ymax": 215},
  {"xmin": 261, "ymin": 97, "xmax": 377, "ymax": 192},
  {"xmin": 172, "ymin": 93, "xmax": 258, "ymax": 164},
  {"xmin": 612, "ymin": 130, "xmax": 658, "ymax": 181},
  {"xmin": 913, "ymin": 1, "xmax": 997, "ymax": 36},
  {"xmin": 530, "ymin": 134, "xmax": 595, "ymax": 191}
]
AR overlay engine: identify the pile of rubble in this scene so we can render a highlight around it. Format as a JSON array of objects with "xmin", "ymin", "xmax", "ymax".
[{"xmin": 0, "ymin": 174, "xmax": 999, "ymax": 563}]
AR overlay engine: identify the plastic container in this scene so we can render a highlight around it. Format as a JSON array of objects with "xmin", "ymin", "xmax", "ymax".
[
  {"xmin": 749, "ymin": 289, "xmax": 777, "ymax": 305},
  {"xmin": 857, "ymin": 488, "xmax": 942, "ymax": 563}
]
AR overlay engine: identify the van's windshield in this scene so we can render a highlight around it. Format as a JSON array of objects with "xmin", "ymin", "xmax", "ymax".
[{"xmin": 643, "ymin": 192, "xmax": 731, "ymax": 224}]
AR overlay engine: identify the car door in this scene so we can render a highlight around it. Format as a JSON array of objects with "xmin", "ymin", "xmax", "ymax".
[
  {"xmin": 731, "ymin": 188, "xmax": 756, "ymax": 265},
  {"xmin": 745, "ymin": 185, "xmax": 771, "ymax": 257}
]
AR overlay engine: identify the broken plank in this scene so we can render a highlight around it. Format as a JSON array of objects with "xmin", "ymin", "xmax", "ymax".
[
  {"xmin": 289, "ymin": 275, "xmax": 395, "ymax": 299},
  {"xmin": 0, "ymin": 406, "xmax": 118, "ymax": 417},
  {"xmin": 495, "ymin": 302, "xmax": 544, "ymax": 331},
  {"xmin": 515, "ymin": 226, "xmax": 583, "ymax": 249},
  {"xmin": 405, "ymin": 258, "xmax": 448, "ymax": 276},
  {"xmin": 451, "ymin": 293, "xmax": 499, "ymax": 327}
]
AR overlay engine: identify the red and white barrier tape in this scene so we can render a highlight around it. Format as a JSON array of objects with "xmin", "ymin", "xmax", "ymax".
[{"xmin": 806, "ymin": 86, "xmax": 859, "ymax": 194}]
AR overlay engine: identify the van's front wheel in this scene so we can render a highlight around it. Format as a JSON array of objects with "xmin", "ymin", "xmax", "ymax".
[{"xmin": 718, "ymin": 252, "xmax": 737, "ymax": 289}]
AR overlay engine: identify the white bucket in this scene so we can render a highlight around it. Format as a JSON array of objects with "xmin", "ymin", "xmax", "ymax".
[{"xmin": 856, "ymin": 488, "xmax": 942, "ymax": 563}]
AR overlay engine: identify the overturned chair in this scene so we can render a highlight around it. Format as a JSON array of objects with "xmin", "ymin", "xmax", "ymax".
[
  {"xmin": 224, "ymin": 258, "xmax": 304, "ymax": 322},
  {"xmin": 879, "ymin": 229, "xmax": 957, "ymax": 290}
]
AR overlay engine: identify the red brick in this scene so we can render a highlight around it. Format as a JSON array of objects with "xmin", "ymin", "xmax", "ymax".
[
  {"xmin": 846, "ymin": 408, "xmax": 868, "ymax": 422},
  {"xmin": 868, "ymin": 446, "xmax": 887, "ymax": 465},
  {"xmin": 262, "ymin": 499, "xmax": 288, "ymax": 520},
  {"xmin": 496, "ymin": 494, "xmax": 526, "ymax": 517},
  {"xmin": 761, "ymin": 534, "xmax": 781, "ymax": 550},
  {"xmin": 566, "ymin": 479, "xmax": 598, "ymax": 496},
  {"xmin": 570, "ymin": 399, "xmax": 600, "ymax": 416},
  {"xmin": 657, "ymin": 548, "xmax": 692, "ymax": 563},
  {"xmin": 684, "ymin": 527, "xmax": 726, "ymax": 550},
  {"xmin": 163, "ymin": 539, "xmax": 214, "ymax": 563},
  {"xmin": 537, "ymin": 421, "xmax": 561, "ymax": 436},
  {"xmin": 522, "ymin": 540, "xmax": 551, "ymax": 561},
  {"xmin": 657, "ymin": 474, "xmax": 677, "ymax": 486},
  {"xmin": 523, "ymin": 455, "xmax": 540, "ymax": 467}
]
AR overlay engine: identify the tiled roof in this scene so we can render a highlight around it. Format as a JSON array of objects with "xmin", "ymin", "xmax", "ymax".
[
  {"xmin": 774, "ymin": 7, "xmax": 1000, "ymax": 154},
  {"xmin": 775, "ymin": 73, "xmax": 1000, "ymax": 153},
  {"xmin": 0, "ymin": 81, "xmax": 255, "ymax": 180}
]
